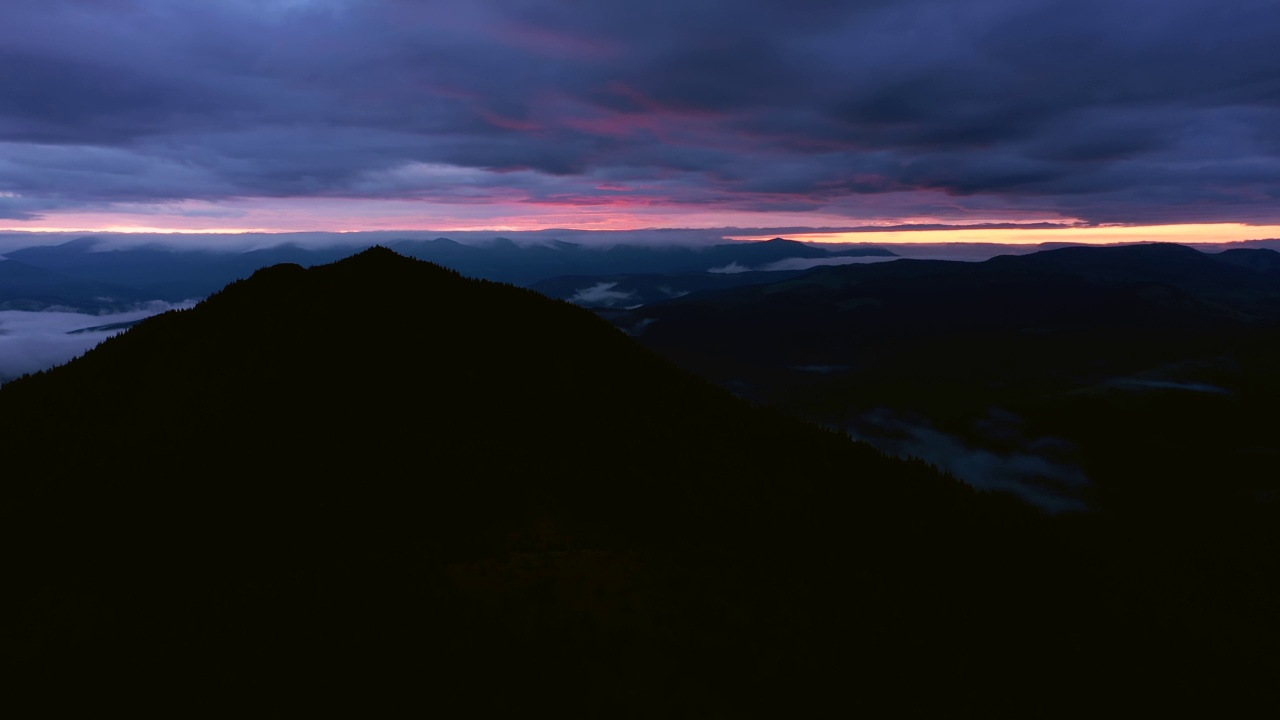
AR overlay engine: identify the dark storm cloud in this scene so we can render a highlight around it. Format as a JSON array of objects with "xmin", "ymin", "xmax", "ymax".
[{"xmin": 1, "ymin": 0, "xmax": 1278, "ymax": 224}]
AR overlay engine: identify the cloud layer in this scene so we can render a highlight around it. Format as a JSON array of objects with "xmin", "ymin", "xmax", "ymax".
[
  {"xmin": 2, "ymin": 1, "xmax": 1279, "ymax": 230},
  {"xmin": 0, "ymin": 302, "xmax": 192, "ymax": 383}
]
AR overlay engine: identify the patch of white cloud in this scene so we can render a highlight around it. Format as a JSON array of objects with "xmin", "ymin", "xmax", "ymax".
[
  {"xmin": 0, "ymin": 302, "xmax": 195, "ymax": 384},
  {"xmin": 568, "ymin": 282, "xmax": 637, "ymax": 307},
  {"xmin": 848, "ymin": 408, "xmax": 1091, "ymax": 514},
  {"xmin": 760, "ymin": 256, "xmax": 899, "ymax": 271},
  {"xmin": 712, "ymin": 256, "xmax": 904, "ymax": 273}
]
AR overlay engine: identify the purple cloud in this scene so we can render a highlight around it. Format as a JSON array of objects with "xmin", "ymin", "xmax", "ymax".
[{"xmin": 0, "ymin": 0, "xmax": 1277, "ymax": 229}]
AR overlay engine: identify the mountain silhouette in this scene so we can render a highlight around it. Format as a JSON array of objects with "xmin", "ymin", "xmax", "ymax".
[{"xmin": 0, "ymin": 247, "xmax": 1269, "ymax": 714}]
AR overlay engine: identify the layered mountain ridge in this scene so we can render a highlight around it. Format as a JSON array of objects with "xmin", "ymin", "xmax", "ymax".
[
  {"xmin": 621, "ymin": 242, "xmax": 1280, "ymax": 511},
  {"xmin": 2, "ymin": 235, "xmax": 894, "ymax": 307}
]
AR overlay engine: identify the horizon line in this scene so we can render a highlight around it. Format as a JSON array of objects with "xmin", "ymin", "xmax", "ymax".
[{"xmin": 2, "ymin": 221, "xmax": 1280, "ymax": 246}]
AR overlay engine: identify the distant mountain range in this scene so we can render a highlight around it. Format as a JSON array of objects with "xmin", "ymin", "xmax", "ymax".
[
  {"xmin": 618, "ymin": 243, "xmax": 1280, "ymax": 513},
  {"xmin": 0, "ymin": 257, "xmax": 153, "ymax": 312},
  {"xmin": 530, "ymin": 268, "xmax": 813, "ymax": 308},
  {"xmin": 1, "ymin": 235, "xmax": 894, "ymax": 311}
]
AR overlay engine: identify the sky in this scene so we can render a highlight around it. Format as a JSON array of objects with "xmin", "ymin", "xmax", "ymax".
[{"xmin": 2, "ymin": 0, "xmax": 1279, "ymax": 244}]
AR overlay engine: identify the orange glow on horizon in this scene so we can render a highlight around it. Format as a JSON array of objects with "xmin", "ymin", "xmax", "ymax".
[
  {"xmin": 0, "ymin": 197, "xmax": 1072, "ymax": 236},
  {"xmin": 729, "ymin": 223, "xmax": 1280, "ymax": 245},
  {"xmin": 2, "ymin": 219, "xmax": 1278, "ymax": 245}
]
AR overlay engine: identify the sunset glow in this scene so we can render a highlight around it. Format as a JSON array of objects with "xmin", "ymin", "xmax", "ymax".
[
  {"xmin": 731, "ymin": 223, "xmax": 1280, "ymax": 246},
  {"xmin": 6, "ymin": 212, "xmax": 1278, "ymax": 247},
  {"xmin": 0, "ymin": 195, "xmax": 1071, "ymax": 237}
]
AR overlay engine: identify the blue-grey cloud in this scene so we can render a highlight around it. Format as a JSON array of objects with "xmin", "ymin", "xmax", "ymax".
[{"xmin": 0, "ymin": 1, "xmax": 1277, "ymax": 225}]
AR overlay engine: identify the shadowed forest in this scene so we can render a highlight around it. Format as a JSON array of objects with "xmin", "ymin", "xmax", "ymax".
[{"xmin": 1, "ymin": 247, "xmax": 1276, "ymax": 715}]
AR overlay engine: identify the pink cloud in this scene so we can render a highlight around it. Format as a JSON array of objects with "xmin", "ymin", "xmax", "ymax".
[{"xmin": 494, "ymin": 23, "xmax": 622, "ymax": 60}]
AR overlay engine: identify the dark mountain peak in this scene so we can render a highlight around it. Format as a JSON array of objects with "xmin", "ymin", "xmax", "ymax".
[
  {"xmin": 244, "ymin": 261, "xmax": 306, "ymax": 282},
  {"xmin": 716, "ymin": 237, "xmax": 803, "ymax": 249},
  {"xmin": 346, "ymin": 244, "xmax": 406, "ymax": 262},
  {"xmin": 984, "ymin": 242, "xmax": 1213, "ymax": 275},
  {"xmin": 230, "ymin": 246, "xmax": 462, "ymax": 298},
  {"xmin": 0, "ymin": 247, "xmax": 972, "ymax": 573},
  {"xmin": 333, "ymin": 245, "xmax": 463, "ymax": 279},
  {"xmin": 402, "ymin": 237, "xmax": 468, "ymax": 252},
  {"xmin": 59, "ymin": 236, "xmax": 103, "ymax": 251},
  {"xmin": 1043, "ymin": 241, "xmax": 1203, "ymax": 260},
  {"xmin": 962, "ymin": 242, "xmax": 1280, "ymax": 311},
  {"xmin": 987, "ymin": 242, "xmax": 1201, "ymax": 267},
  {"xmin": 1214, "ymin": 247, "xmax": 1280, "ymax": 272},
  {"xmin": 701, "ymin": 238, "xmax": 833, "ymax": 265},
  {"xmin": 704, "ymin": 237, "xmax": 895, "ymax": 262},
  {"xmin": 1217, "ymin": 247, "xmax": 1280, "ymax": 258},
  {"xmin": 760, "ymin": 237, "xmax": 827, "ymax": 251}
]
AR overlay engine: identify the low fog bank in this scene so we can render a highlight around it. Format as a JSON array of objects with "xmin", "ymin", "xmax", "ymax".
[
  {"xmin": 568, "ymin": 282, "xmax": 642, "ymax": 308},
  {"xmin": 711, "ymin": 256, "xmax": 902, "ymax": 274},
  {"xmin": 848, "ymin": 408, "xmax": 1091, "ymax": 514},
  {"xmin": 0, "ymin": 302, "xmax": 195, "ymax": 384}
]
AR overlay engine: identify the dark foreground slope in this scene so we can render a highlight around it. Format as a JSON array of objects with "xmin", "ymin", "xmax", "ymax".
[{"xmin": 0, "ymin": 249, "xmax": 1261, "ymax": 714}]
